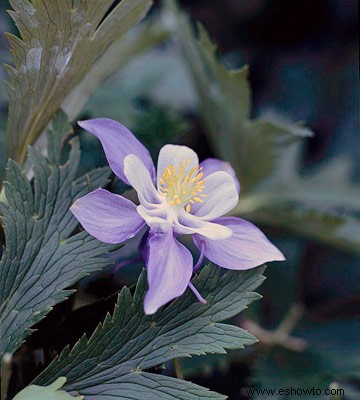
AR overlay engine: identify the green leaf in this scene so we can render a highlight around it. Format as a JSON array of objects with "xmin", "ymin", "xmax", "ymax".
[
  {"xmin": 236, "ymin": 156, "xmax": 360, "ymax": 254},
  {"xmin": 63, "ymin": 18, "xmax": 169, "ymax": 122},
  {"xmin": 165, "ymin": 1, "xmax": 312, "ymax": 193},
  {"xmin": 33, "ymin": 264, "xmax": 265, "ymax": 399},
  {"xmin": 0, "ymin": 112, "xmax": 6, "ymax": 184},
  {"xmin": 165, "ymin": 1, "xmax": 360, "ymax": 253},
  {"xmin": 180, "ymin": 349, "xmax": 246, "ymax": 379},
  {"xmin": 0, "ymin": 111, "xmax": 119, "ymax": 358},
  {"xmin": 245, "ymin": 205, "xmax": 360, "ymax": 255},
  {"xmin": 5, "ymin": 0, "xmax": 152, "ymax": 164},
  {"xmin": 12, "ymin": 377, "xmax": 83, "ymax": 400}
]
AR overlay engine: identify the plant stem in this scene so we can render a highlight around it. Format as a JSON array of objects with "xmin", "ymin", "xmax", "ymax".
[
  {"xmin": 242, "ymin": 304, "xmax": 307, "ymax": 352},
  {"xmin": 172, "ymin": 358, "xmax": 183, "ymax": 380},
  {"xmin": 1, "ymin": 353, "xmax": 12, "ymax": 400}
]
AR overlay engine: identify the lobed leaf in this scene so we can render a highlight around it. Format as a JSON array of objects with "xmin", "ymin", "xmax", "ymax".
[
  {"xmin": 62, "ymin": 19, "xmax": 169, "ymax": 122},
  {"xmin": 33, "ymin": 264, "xmax": 265, "ymax": 399},
  {"xmin": 165, "ymin": 1, "xmax": 360, "ymax": 254},
  {"xmin": 5, "ymin": 0, "xmax": 152, "ymax": 164},
  {"xmin": 165, "ymin": 0, "xmax": 312, "ymax": 193},
  {"xmin": 236, "ymin": 156, "xmax": 360, "ymax": 254},
  {"xmin": 0, "ymin": 111, "xmax": 119, "ymax": 358}
]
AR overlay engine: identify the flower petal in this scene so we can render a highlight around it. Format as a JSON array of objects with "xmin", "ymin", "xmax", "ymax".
[
  {"xmin": 137, "ymin": 205, "xmax": 172, "ymax": 233},
  {"xmin": 78, "ymin": 118, "xmax": 155, "ymax": 184},
  {"xmin": 124, "ymin": 154, "xmax": 162, "ymax": 207},
  {"xmin": 191, "ymin": 171, "xmax": 239, "ymax": 220},
  {"xmin": 144, "ymin": 229, "xmax": 193, "ymax": 315},
  {"xmin": 193, "ymin": 217, "xmax": 285, "ymax": 270},
  {"xmin": 175, "ymin": 210, "xmax": 233, "ymax": 240},
  {"xmin": 200, "ymin": 158, "xmax": 240, "ymax": 193},
  {"xmin": 71, "ymin": 189, "xmax": 144, "ymax": 244},
  {"xmin": 157, "ymin": 144, "xmax": 199, "ymax": 189}
]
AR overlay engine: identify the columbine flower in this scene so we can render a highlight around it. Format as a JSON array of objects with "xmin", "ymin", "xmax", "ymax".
[{"xmin": 71, "ymin": 118, "xmax": 285, "ymax": 314}]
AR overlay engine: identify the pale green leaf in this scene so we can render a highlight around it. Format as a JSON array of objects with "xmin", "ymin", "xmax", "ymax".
[
  {"xmin": 236, "ymin": 156, "xmax": 360, "ymax": 254},
  {"xmin": 165, "ymin": 1, "xmax": 312, "ymax": 193},
  {"xmin": 0, "ymin": 112, "xmax": 5, "ymax": 183},
  {"xmin": 165, "ymin": 1, "xmax": 360, "ymax": 254},
  {"xmin": 5, "ymin": 0, "xmax": 152, "ymax": 164},
  {"xmin": 12, "ymin": 378, "xmax": 83, "ymax": 400},
  {"xmin": 243, "ymin": 204, "xmax": 360, "ymax": 254},
  {"xmin": 0, "ymin": 111, "xmax": 119, "ymax": 358},
  {"xmin": 63, "ymin": 19, "xmax": 169, "ymax": 121},
  {"xmin": 33, "ymin": 264, "xmax": 265, "ymax": 399}
]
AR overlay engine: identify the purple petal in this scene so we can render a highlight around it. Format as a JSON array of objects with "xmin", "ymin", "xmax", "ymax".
[
  {"xmin": 200, "ymin": 158, "xmax": 240, "ymax": 193},
  {"xmin": 144, "ymin": 229, "xmax": 193, "ymax": 315},
  {"xmin": 78, "ymin": 118, "xmax": 155, "ymax": 185},
  {"xmin": 71, "ymin": 188, "xmax": 144, "ymax": 244},
  {"xmin": 193, "ymin": 217, "xmax": 285, "ymax": 270}
]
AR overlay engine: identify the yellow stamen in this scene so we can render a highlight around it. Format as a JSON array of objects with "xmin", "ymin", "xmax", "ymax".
[{"xmin": 159, "ymin": 158, "xmax": 206, "ymax": 211}]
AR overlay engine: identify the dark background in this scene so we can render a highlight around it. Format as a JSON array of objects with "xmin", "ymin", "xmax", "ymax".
[{"xmin": 178, "ymin": 0, "xmax": 358, "ymax": 168}]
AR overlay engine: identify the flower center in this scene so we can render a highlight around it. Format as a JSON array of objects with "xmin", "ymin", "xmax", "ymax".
[{"xmin": 159, "ymin": 159, "xmax": 207, "ymax": 212}]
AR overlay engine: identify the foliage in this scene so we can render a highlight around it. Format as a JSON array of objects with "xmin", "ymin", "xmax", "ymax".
[
  {"xmin": 0, "ymin": 111, "xmax": 119, "ymax": 358},
  {"xmin": 32, "ymin": 264, "xmax": 265, "ymax": 399},
  {"xmin": 5, "ymin": 0, "xmax": 152, "ymax": 164},
  {"xmin": 12, "ymin": 377, "xmax": 82, "ymax": 400},
  {"xmin": 165, "ymin": 0, "xmax": 312, "ymax": 194},
  {"xmin": 0, "ymin": 0, "xmax": 359, "ymax": 399},
  {"xmin": 63, "ymin": 18, "xmax": 169, "ymax": 123},
  {"xmin": 165, "ymin": 0, "xmax": 360, "ymax": 256}
]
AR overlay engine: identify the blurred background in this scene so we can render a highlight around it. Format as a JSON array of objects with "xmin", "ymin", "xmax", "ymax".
[
  {"xmin": 180, "ymin": 0, "xmax": 358, "ymax": 167},
  {"xmin": 0, "ymin": 0, "xmax": 359, "ymax": 399}
]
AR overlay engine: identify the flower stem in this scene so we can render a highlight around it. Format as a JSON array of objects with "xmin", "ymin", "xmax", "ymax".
[
  {"xmin": 172, "ymin": 358, "xmax": 183, "ymax": 380},
  {"xmin": 242, "ymin": 304, "xmax": 307, "ymax": 352},
  {"xmin": 1, "ymin": 353, "xmax": 12, "ymax": 400}
]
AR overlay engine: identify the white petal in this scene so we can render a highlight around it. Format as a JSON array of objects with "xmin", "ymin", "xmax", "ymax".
[
  {"xmin": 175, "ymin": 210, "xmax": 232, "ymax": 240},
  {"xmin": 124, "ymin": 154, "xmax": 162, "ymax": 207},
  {"xmin": 192, "ymin": 171, "xmax": 239, "ymax": 220},
  {"xmin": 157, "ymin": 144, "xmax": 199, "ymax": 189},
  {"xmin": 137, "ymin": 205, "xmax": 172, "ymax": 233}
]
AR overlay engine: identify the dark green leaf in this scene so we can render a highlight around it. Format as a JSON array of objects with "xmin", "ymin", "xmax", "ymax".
[
  {"xmin": 34, "ymin": 264, "xmax": 265, "ymax": 399},
  {"xmin": 0, "ymin": 111, "xmax": 119, "ymax": 358}
]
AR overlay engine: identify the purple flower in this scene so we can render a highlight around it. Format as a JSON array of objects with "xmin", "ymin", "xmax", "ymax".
[{"xmin": 71, "ymin": 118, "xmax": 285, "ymax": 314}]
